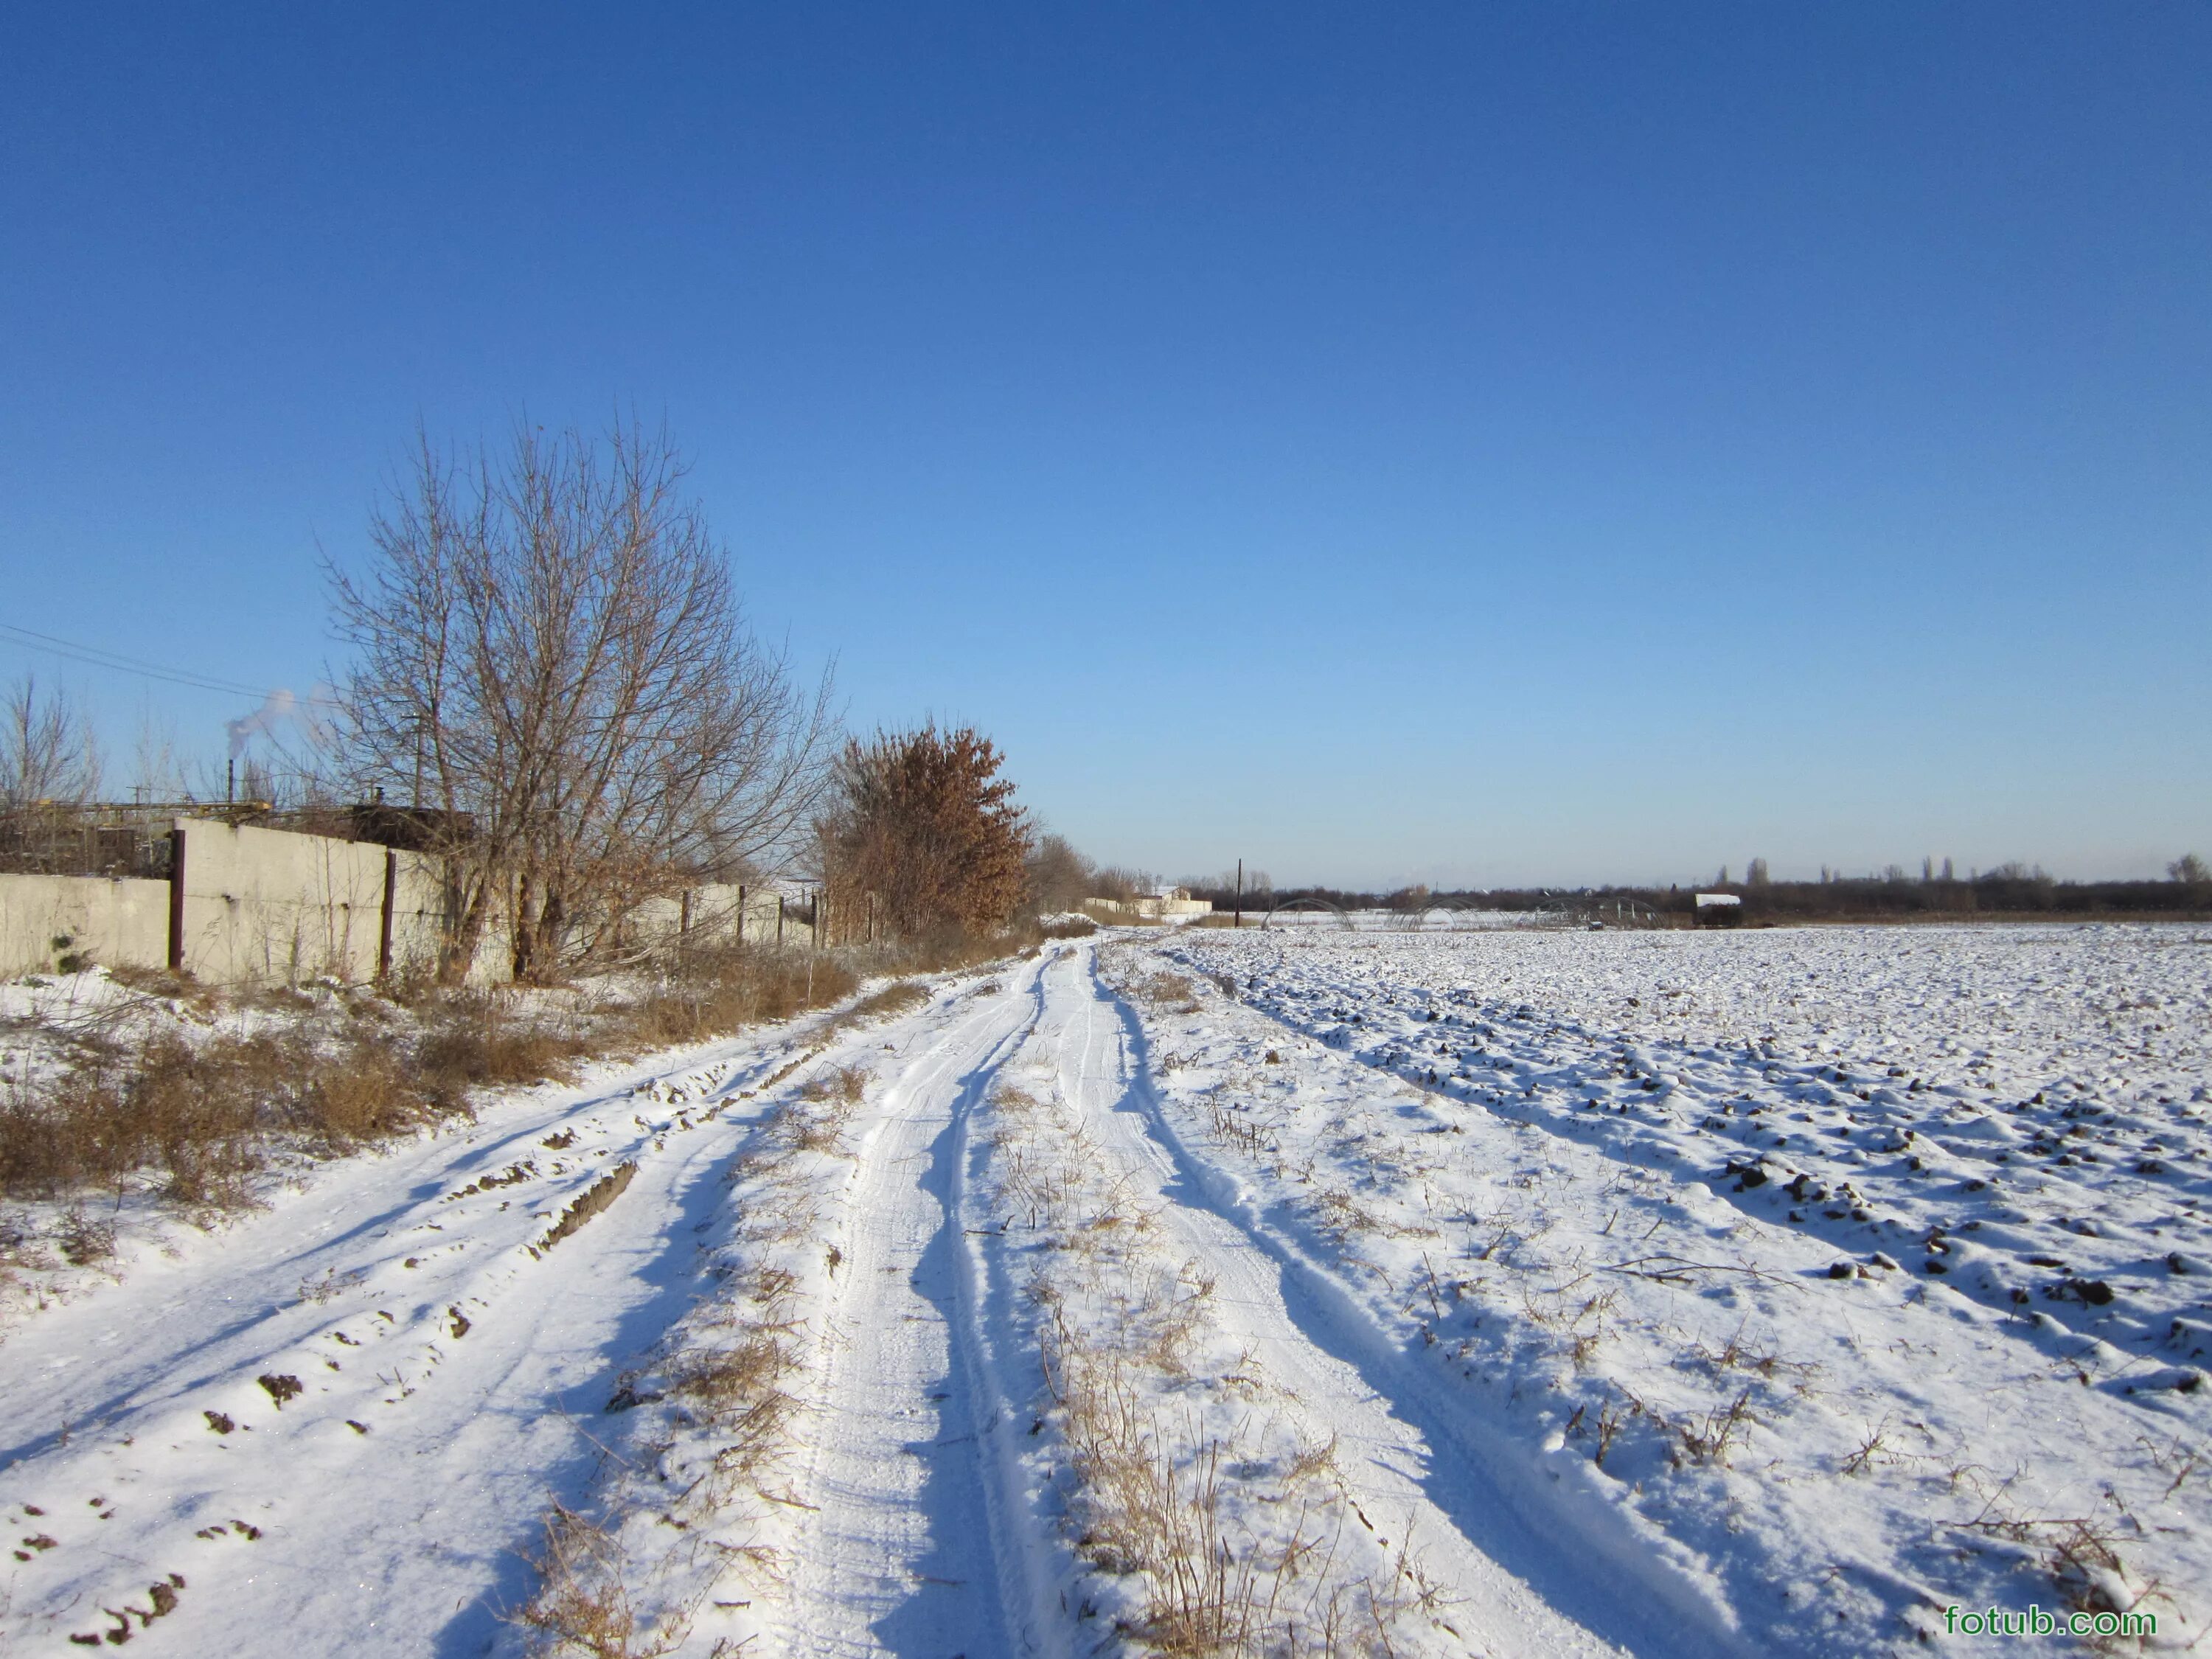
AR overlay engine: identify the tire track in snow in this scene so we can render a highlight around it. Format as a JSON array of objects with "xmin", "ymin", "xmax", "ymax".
[
  {"xmin": 1071, "ymin": 945, "xmax": 1757, "ymax": 1659},
  {"xmin": 770, "ymin": 960, "xmax": 1057, "ymax": 1659},
  {"xmin": 0, "ymin": 1021, "xmax": 833, "ymax": 1655}
]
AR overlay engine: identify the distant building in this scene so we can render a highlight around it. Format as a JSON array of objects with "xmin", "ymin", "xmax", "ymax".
[{"xmin": 1088, "ymin": 891, "xmax": 1212, "ymax": 919}]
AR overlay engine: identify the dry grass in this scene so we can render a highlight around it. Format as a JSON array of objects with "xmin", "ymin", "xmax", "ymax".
[
  {"xmin": 664, "ymin": 1323, "xmax": 798, "ymax": 1493},
  {"xmin": 1946, "ymin": 1469, "xmax": 2171, "ymax": 1640},
  {"xmin": 0, "ymin": 1028, "xmax": 473, "ymax": 1207},
  {"xmin": 992, "ymin": 1076, "xmax": 1426, "ymax": 1657},
  {"xmin": 518, "ymin": 1062, "xmax": 830, "ymax": 1652},
  {"xmin": 1043, "ymin": 1299, "xmax": 1422, "ymax": 1658},
  {"xmin": 619, "ymin": 949, "xmax": 860, "ymax": 1048},
  {"xmin": 1675, "ymin": 1387, "xmax": 1757, "ymax": 1467},
  {"xmin": 800, "ymin": 1063, "xmax": 868, "ymax": 1106},
  {"xmin": 0, "ymin": 944, "xmax": 908, "ymax": 1214},
  {"xmin": 515, "ymin": 1504, "xmax": 684, "ymax": 1659},
  {"xmin": 1137, "ymin": 971, "xmax": 1203, "ymax": 1012},
  {"xmin": 820, "ymin": 978, "xmax": 928, "ymax": 1034},
  {"xmin": 769, "ymin": 1063, "xmax": 868, "ymax": 1156},
  {"xmin": 414, "ymin": 998, "xmax": 594, "ymax": 1104}
]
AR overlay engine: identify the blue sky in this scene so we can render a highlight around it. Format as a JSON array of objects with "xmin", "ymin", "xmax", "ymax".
[{"xmin": 3, "ymin": 5, "xmax": 2206, "ymax": 888}]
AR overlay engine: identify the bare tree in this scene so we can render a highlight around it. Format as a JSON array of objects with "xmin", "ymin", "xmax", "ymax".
[
  {"xmin": 1088, "ymin": 864, "xmax": 1155, "ymax": 905},
  {"xmin": 1, "ymin": 676, "xmax": 101, "ymax": 810},
  {"xmin": 2171, "ymin": 853, "xmax": 2209, "ymax": 886},
  {"xmin": 128, "ymin": 703, "xmax": 194, "ymax": 804},
  {"xmin": 327, "ymin": 420, "xmax": 838, "ymax": 981},
  {"xmin": 1024, "ymin": 832, "xmax": 1095, "ymax": 914}
]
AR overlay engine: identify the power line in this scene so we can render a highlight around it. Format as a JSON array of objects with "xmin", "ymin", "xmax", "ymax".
[{"xmin": 0, "ymin": 622, "xmax": 335, "ymax": 704}]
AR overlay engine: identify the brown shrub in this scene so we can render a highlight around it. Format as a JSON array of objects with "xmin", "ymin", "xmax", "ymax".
[
  {"xmin": 622, "ymin": 949, "xmax": 860, "ymax": 1047},
  {"xmin": 0, "ymin": 918, "xmax": 1005, "ymax": 1214},
  {"xmin": 1137, "ymin": 972, "xmax": 1202, "ymax": 1012},
  {"xmin": 415, "ymin": 997, "xmax": 591, "ymax": 1104},
  {"xmin": 819, "ymin": 724, "xmax": 1032, "ymax": 937},
  {"xmin": 800, "ymin": 1063, "xmax": 869, "ymax": 1106},
  {"xmin": 300, "ymin": 1040, "xmax": 438, "ymax": 1145},
  {"xmin": 135, "ymin": 1036, "xmax": 273, "ymax": 1206},
  {"xmin": 828, "ymin": 978, "xmax": 928, "ymax": 1029},
  {"xmin": 0, "ymin": 1035, "xmax": 277, "ymax": 1207},
  {"xmin": 0, "ymin": 1023, "xmax": 467, "ymax": 1207}
]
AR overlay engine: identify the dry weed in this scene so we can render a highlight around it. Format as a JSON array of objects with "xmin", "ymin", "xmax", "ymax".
[{"xmin": 515, "ymin": 1504, "xmax": 683, "ymax": 1658}]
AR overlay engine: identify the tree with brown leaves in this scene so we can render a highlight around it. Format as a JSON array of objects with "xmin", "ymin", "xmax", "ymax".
[{"xmin": 820, "ymin": 726, "xmax": 1032, "ymax": 939}]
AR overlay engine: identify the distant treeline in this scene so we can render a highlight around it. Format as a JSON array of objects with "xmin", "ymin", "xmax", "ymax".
[{"xmin": 1181, "ymin": 866, "xmax": 2212, "ymax": 924}]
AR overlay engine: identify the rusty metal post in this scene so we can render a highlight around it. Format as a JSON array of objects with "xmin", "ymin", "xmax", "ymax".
[
  {"xmin": 166, "ymin": 824, "xmax": 187, "ymax": 973},
  {"xmin": 378, "ymin": 848, "xmax": 397, "ymax": 982}
]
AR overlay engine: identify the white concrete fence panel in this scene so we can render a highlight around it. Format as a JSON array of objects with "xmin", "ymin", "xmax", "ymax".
[{"xmin": 1, "ymin": 816, "xmax": 799, "ymax": 986}]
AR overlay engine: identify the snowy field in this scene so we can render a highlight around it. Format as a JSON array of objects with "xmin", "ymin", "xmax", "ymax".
[
  {"xmin": 1146, "ymin": 922, "xmax": 2212, "ymax": 1653},
  {"xmin": 0, "ymin": 925, "xmax": 2204, "ymax": 1655}
]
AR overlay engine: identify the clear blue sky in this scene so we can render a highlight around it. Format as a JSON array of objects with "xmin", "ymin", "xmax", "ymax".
[{"xmin": 4, "ymin": 5, "xmax": 2206, "ymax": 888}]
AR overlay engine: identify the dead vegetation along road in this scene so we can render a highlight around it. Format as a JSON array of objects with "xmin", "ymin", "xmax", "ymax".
[
  {"xmin": 0, "ymin": 944, "xmax": 1738, "ymax": 1658},
  {"xmin": 0, "ymin": 1006, "xmax": 839, "ymax": 1654}
]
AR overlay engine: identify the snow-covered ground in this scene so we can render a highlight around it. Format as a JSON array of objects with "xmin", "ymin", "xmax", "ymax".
[
  {"xmin": 1142, "ymin": 923, "xmax": 2212, "ymax": 1654},
  {"xmin": 1, "ymin": 925, "xmax": 2203, "ymax": 1655}
]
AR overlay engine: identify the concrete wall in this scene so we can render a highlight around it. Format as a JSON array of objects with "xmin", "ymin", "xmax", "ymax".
[
  {"xmin": 0, "ymin": 873, "xmax": 170, "ymax": 978},
  {"xmin": 174, "ymin": 818, "xmax": 392, "ymax": 985},
  {"xmin": 172, "ymin": 821, "xmax": 517, "ymax": 987},
  {"xmin": 5, "ymin": 815, "xmax": 769, "ymax": 987},
  {"xmin": 625, "ymin": 883, "xmax": 790, "ymax": 950},
  {"xmin": 387, "ymin": 846, "xmax": 499, "ymax": 984}
]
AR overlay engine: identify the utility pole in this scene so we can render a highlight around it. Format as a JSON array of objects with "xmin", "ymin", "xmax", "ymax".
[{"xmin": 1234, "ymin": 858, "xmax": 1243, "ymax": 929}]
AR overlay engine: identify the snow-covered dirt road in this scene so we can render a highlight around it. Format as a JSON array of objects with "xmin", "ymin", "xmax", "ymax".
[{"xmin": 14, "ymin": 928, "xmax": 2196, "ymax": 1655}]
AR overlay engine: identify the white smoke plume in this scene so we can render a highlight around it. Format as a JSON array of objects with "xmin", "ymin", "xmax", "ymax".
[{"xmin": 225, "ymin": 688, "xmax": 332, "ymax": 759}]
